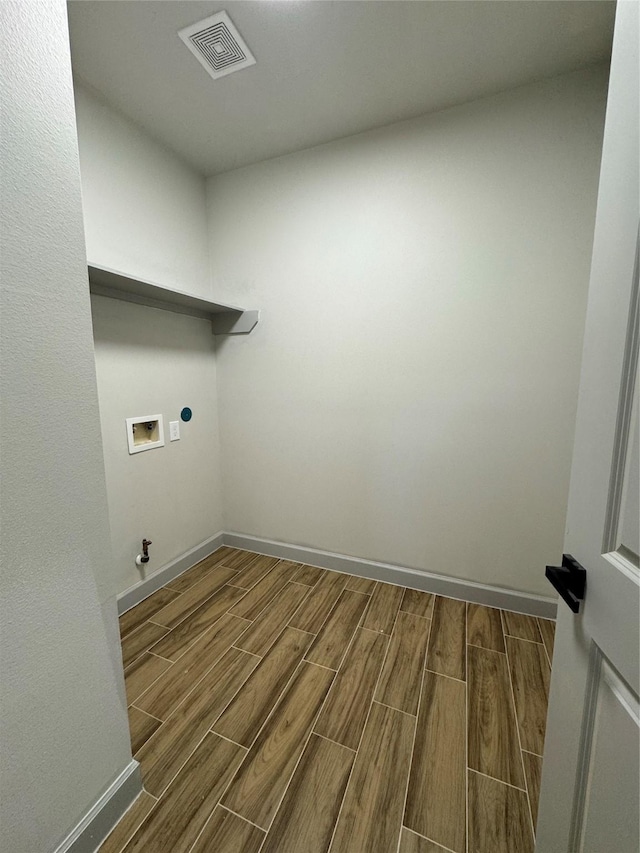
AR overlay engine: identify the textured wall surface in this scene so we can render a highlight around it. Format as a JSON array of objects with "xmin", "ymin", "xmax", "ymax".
[
  {"xmin": 0, "ymin": 3, "xmax": 132, "ymax": 851},
  {"xmin": 75, "ymin": 84, "xmax": 210, "ymax": 297},
  {"xmin": 91, "ymin": 295, "xmax": 224, "ymax": 594},
  {"xmin": 75, "ymin": 85, "xmax": 223, "ymax": 594},
  {"xmin": 207, "ymin": 66, "xmax": 608, "ymax": 596}
]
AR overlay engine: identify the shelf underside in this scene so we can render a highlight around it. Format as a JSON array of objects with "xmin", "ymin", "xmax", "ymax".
[{"xmin": 88, "ymin": 264, "xmax": 258, "ymax": 335}]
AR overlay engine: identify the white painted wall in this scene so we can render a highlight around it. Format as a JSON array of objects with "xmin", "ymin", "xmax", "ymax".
[
  {"xmin": 0, "ymin": 3, "xmax": 133, "ymax": 851},
  {"xmin": 74, "ymin": 83, "xmax": 210, "ymax": 297},
  {"xmin": 75, "ymin": 86, "xmax": 223, "ymax": 594},
  {"xmin": 91, "ymin": 295, "xmax": 224, "ymax": 594},
  {"xmin": 207, "ymin": 65, "xmax": 608, "ymax": 597}
]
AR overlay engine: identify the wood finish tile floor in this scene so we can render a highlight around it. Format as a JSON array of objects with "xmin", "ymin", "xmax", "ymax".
[{"xmin": 102, "ymin": 547, "xmax": 554, "ymax": 853}]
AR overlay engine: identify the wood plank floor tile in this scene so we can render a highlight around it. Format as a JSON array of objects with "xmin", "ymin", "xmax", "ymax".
[
  {"xmin": 468, "ymin": 770, "xmax": 534, "ymax": 853},
  {"xmin": 124, "ymin": 653, "xmax": 172, "ymax": 706},
  {"xmin": 538, "ymin": 619, "xmax": 555, "ymax": 662},
  {"xmin": 150, "ymin": 565, "xmax": 238, "ymax": 629},
  {"xmin": 467, "ymin": 645, "xmax": 525, "ymax": 787},
  {"xmin": 207, "ymin": 546, "xmax": 243, "ymax": 565},
  {"xmin": 109, "ymin": 550, "xmax": 555, "ymax": 853},
  {"xmin": 292, "ymin": 564, "xmax": 325, "ymax": 586},
  {"xmin": 361, "ymin": 582, "xmax": 404, "ymax": 635},
  {"xmin": 235, "ymin": 582, "xmax": 310, "ymax": 656},
  {"xmin": 401, "ymin": 588, "xmax": 434, "ymax": 619},
  {"xmin": 218, "ymin": 549, "xmax": 266, "ymax": 571},
  {"xmin": 98, "ymin": 792, "xmax": 157, "ymax": 853},
  {"xmin": 261, "ymin": 734, "xmax": 354, "ymax": 853},
  {"xmin": 222, "ymin": 661, "xmax": 334, "ymax": 829},
  {"xmin": 148, "ymin": 584, "xmax": 246, "ymax": 661},
  {"xmin": 289, "ymin": 571, "xmax": 350, "ymax": 634},
  {"xmin": 164, "ymin": 551, "xmax": 237, "ymax": 594},
  {"xmin": 502, "ymin": 611, "xmax": 543, "ymax": 643},
  {"xmin": 314, "ymin": 628, "xmax": 388, "ymax": 750},
  {"xmin": 128, "ymin": 706, "xmax": 161, "ymax": 754},
  {"xmin": 164, "ymin": 560, "xmax": 219, "ymax": 595},
  {"xmin": 399, "ymin": 828, "xmax": 453, "ymax": 853},
  {"xmin": 229, "ymin": 561, "xmax": 298, "ymax": 620},
  {"xmin": 136, "ymin": 613, "xmax": 249, "ymax": 720},
  {"xmin": 375, "ymin": 611, "xmax": 429, "ymax": 715},
  {"xmin": 190, "ymin": 806, "xmax": 264, "ymax": 853},
  {"xmin": 122, "ymin": 733, "xmax": 245, "ymax": 853},
  {"xmin": 346, "ymin": 575, "xmax": 377, "ymax": 594},
  {"xmin": 136, "ymin": 648, "xmax": 259, "ymax": 797},
  {"xmin": 404, "ymin": 671, "xmax": 466, "ymax": 852},
  {"xmin": 229, "ymin": 554, "xmax": 282, "ymax": 589},
  {"xmin": 119, "ymin": 588, "xmax": 182, "ymax": 639},
  {"xmin": 467, "ymin": 604, "xmax": 505, "ymax": 653},
  {"xmin": 426, "ymin": 596, "xmax": 466, "ymax": 681},
  {"xmin": 213, "ymin": 626, "xmax": 313, "ymax": 747},
  {"xmin": 329, "ymin": 701, "xmax": 415, "ymax": 853},
  {"xmin": 121, "ymin": 621, "xmax": 168, "ymax": 669},
  {"xmin": 306, "ymin": 590, "xmax": 368, "ymax": 669},
  {"xmin": 522, "ymin": 750, "xmax": 542, "ymax": 827},
  {"xmin": 505, "ymin": 636, "xmax": 550, "ymax": 756}
]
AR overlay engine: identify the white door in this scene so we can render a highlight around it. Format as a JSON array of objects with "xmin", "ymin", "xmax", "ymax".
[{"xmin": 535, "ymin": 2, "xmax": 639, "ymax": 851}]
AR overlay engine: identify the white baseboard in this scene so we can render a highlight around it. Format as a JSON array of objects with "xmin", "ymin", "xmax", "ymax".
[
  {"xmin": 223, "ymin": 532, "xmax": 558, "ymax": 620},
  {"xmin": 52, "ymin": 760, "xmax": 141, "ymax": 853},
  {"xmin": 114, "ymin": 529, "xmax": 557, "ymax": 620},
  {"xmin": 117, "ymin": 532, "xmax": 224, "ymax": 615}
]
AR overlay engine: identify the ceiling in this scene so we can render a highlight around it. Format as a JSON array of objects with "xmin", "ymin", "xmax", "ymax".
[{"xmin": 67, "ymin": 1, "xmax": 615, "ymax": 176}]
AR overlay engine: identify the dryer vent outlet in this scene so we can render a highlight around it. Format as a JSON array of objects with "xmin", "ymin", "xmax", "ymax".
[{"xmin": 179, "ymin": 10, "xmax": 256, "ymax": 80}]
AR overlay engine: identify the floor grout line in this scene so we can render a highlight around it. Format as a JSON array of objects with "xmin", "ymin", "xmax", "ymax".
[
  {"xmin": 373, "ymin": 699, "xmax": 417, "ymax": 718},
  {"xmin": 398, "ymin": 607, "xmax": 432, "ymax": 621},
  {"xmin": 326, "ymin": 597, "xmax": 405, "ymax": 853},
  {"xmin": 467, "ymin": 767, "xmax": 528, "ymax": 793},
  {"xmin": 403, "ymin": 824, "xmax": 459, "ymax": 853},
  {"xmin": 537, "ymin": 618, "xmax": 554, "ymax": 669},
  {"xmin": 255, "ymin": 674, "xmax": 339, "ymax": 840},
  {"xmin": 465, "ymin": 602, "xmax": 469, "ymax": 853},
  {"xmin": 395, "ymin": 612, "xmax": 431, "ymax": 853},
  {"xmin": 424, "ymin": 667, "xmax": 465, "ymax": 683},
  {"xmin": 503, "ymin": 633, "xmax": 545, "ymax": 646},
  {"xmin": 135, "ymin": 649, "xmax": 262, "ymax": 801},
  {"xmin": 134, "ymin": 629, "xmax": 252, "ymax": 726},
  {"xmin": 210, "ymin": 730, "xmax": 248, "ymax": 750},
  {"xmin": 465, "ymin": 641, "xmax": 506, "ymax": 654},
  {"xmin": 124, "ymin": 660, "xmax": 175, "ymax": 709},
  {"xmin": 214, "ymin": 634, "xmax": 319, "ymax": 760},
  {"xmin": 302, "ymin": 658, "xmax": 337, "ymax": 672},
  {"xmin": 218, "ymin": 804, "xmax": 266, "ymax": 833},
  {"xmin": 113, "ymin": 554, "xmax": 552, "ymax": 853},
  {"xmin": 146, "ymin": 728, "xmax": 213, "ymax": 801},
  {"xmin": 231, "ymin": 645, "xmax": 262, "ymax": 658},
  {"xmin": 104, "ymin": 792, "xmax": 161, "ymax": 853},
  {"xmin": 501, "ymin": 609, "xmax": 537, "ymax": 844},
  {"xmin": 130, "ymin": 704, "xmax": 163, "ymax": 723},
  {"xmin": 312, "ymin": 731, "xmax": 357, "ymax": 752},
  {"xmin": 146, "ymin": 604, "xmax": 252, "ymax": 667}
]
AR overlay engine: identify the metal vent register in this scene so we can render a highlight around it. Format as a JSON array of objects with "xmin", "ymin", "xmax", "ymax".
[{"xmin": 179, "ymin": 10, "xmax": 256, "ymax": 80}]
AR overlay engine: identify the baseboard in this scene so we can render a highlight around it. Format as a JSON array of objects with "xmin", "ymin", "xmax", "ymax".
[
  {"xmin": 52, "ymin": 760, "xmax": 141, "ymax": 853},
  {"xmin": 117, "ymin": 532, "xmax": 225, "ymax": 615},
  {"xmin": 223, "ymin": 532, "xmax": 558, "ymax": 619},
  {"xmin": 114, "ymin": 528, "xmax": 557, "ymax": 620}
]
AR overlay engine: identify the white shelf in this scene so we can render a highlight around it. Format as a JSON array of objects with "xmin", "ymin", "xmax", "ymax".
[{"xmin": 88, "ymin": 264, "xmax": 259, "ymax": 335}]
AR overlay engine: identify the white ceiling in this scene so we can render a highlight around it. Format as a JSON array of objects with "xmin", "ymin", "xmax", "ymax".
[{"xmin": 67, "ymin": 1, "xmax": 614, "ymax": 176}]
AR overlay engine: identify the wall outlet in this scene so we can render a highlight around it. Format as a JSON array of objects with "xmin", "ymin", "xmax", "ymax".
[{"xmin": 169, "ymin": 420, "xmax": 180, "ymax": 441}]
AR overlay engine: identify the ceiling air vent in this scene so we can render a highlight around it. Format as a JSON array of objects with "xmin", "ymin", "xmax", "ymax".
[{"xmin": 178, "ymin": 11, "xmax": 256, "ymax": 80}]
